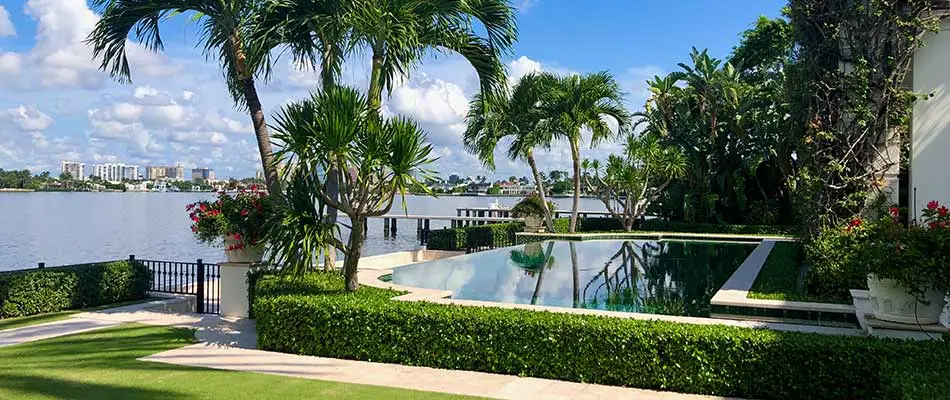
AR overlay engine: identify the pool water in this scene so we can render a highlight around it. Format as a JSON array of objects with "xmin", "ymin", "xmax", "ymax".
[{"xmin": 392, "ymin": 240, "xmax": 756, "ymax": 317}]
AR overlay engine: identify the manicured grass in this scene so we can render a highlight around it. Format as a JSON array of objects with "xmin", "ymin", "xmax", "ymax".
[
  {"xmin": 0, "ymin": 298, "xmax": 155, "ymax": 331},
  {"xmin": 747, "ymin": 242, "xmax": 847, "ymax": 304},
  {"xmin": 0, "ymin": 324, "xmax": 480, "ymax": 399}
]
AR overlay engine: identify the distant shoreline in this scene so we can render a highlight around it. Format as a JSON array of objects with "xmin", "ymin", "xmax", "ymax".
[{"xmin": 0, "ymin": 188, "xmax": 35, "ymax": 192}]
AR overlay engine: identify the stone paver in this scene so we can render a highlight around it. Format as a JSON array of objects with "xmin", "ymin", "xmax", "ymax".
[
  {"xmin": 141, "ymin": 343, "xmax": 736, "ymax": 400},
  {"xmin": 0, "ymin": 318, "xmax": 119, "ymax": 347}
]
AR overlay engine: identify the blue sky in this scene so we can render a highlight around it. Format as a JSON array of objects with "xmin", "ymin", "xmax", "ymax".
[{"xmin": 0, "ymin": 0, "xmax": 786, "ymax": 179}]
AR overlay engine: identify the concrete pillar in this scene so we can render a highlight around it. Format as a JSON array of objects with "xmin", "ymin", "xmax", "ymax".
[{"xmin": 219, "ymin": 262, "xmax": 252, "ymax": 318}]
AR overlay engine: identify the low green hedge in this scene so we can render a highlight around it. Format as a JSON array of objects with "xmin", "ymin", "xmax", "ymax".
[
  {"xmin": 638, "ymin": 220, "xmax": 798, "ymax": 236},
  {"xmin": 253, "ymin": 273, "xmax": 950, "ymax": 400},
  {"xmin": 0, "ymin": 260, "xmax": 150, "ymax": 318},
  {"xmin": 426, "ymin": 222, "xmax": 524, "ymax": 251},
  {"xmin": 552, "ymin": 217, "xmax": 623, "ymax": 232}
]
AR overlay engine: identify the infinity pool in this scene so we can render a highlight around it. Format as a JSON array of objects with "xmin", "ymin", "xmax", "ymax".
[{"xmin": 392, "ymin": 240, "xmax": 756, "ymax": 317}]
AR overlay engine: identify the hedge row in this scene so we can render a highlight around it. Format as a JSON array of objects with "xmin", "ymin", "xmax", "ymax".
[
  {"xmin": 637, "ymin": 220, "xmax": 798, "ymax": 236},
  {"xmin": 0, "ymin": 260, "xmax": 150, "ymax": 318},
  {"xmin": 253, "ymin": 273, "xmax": 950, "ymax": 400},
  {"xmin": 426, "ymin": 222, "xmax": 524, "ymax": 251}
]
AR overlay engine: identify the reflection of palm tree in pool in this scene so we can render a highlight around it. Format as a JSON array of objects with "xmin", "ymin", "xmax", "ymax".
[{"xmin": 509, "ymin": 241, "xmax": 556, "ymax": 305}]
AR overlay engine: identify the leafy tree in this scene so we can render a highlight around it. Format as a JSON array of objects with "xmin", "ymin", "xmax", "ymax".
[
  {"xmin": 464, "ymin": 72, "xmax": 559, "ymax": 232},
  {"xmin": 486, "ymin": 185, "xmax": 501, "ymax": 195},
  {"xmin": 542, "ymin": 72, "xmax": 631, "ymax": 232},
  {"xmin": 271, "ymin": 86, "xmax": 436, "ymax": 291},
  {"xmin": 87, "ymin": 0, "xmax": 282, "ymax": 195},
  {"xmin": 586, "ymin": 132, "xmax": 687, "ymax": 230}
]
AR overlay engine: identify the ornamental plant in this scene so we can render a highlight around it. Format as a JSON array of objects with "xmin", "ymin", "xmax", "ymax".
[
  {"xmin": 510, "ymin": 192, "xmax": 556, "ymax": 219},
  {"xmin": 186, "ymin": 187, "xmax": 273, "ymax": 251}
]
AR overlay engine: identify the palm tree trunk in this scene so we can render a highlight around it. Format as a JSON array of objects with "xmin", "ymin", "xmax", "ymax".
[
  {"xmin": 229, "ymin": 37, "xmax": 280, "ymax": 196},
  {"xmin": 570, "ymin": 241, "xmax": 580, "ymax": 307},
  {"xmin": 527, "ymin": 150, "xmax": 556, "ymax": 233},
  {"xmin": 569, "ymin": 137, "xmax": 582, "ymax": 233},
  {"xmin": 368, "ymin": 47, "xmax": 384, "ymax": 110},
  {"xmin": 343, "ymin": 215, "xmax": 366, "ymax": 291}
]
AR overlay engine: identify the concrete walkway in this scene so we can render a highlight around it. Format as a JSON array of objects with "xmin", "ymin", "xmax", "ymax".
[{"xmin": 1, "ymin": 297, "xmax": 736, "ymax": 399}]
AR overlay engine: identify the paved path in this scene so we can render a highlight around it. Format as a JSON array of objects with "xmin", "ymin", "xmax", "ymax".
[{"xmin": 1, "ymin": 297, "xmax": 736, "ymax": 399}]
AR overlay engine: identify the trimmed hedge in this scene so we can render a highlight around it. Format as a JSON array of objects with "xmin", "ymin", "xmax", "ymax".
[
  {"xmin": 253, "ymin": 273, "xmax": 950, "ymax": 400},
  {"xmin": 0, "ymin": 260, "xmax": 150, "ymax": 318},
  {"xmin": 426, "ymin": 222, "xmax": 524, "ymax": 251},
  {"xmin": 637, "ymin": 220, "xmax": 798, "ymax": 236},
  {"xmin": 552, "ymin": 217, "xmax": 623, "ymax": 233}
]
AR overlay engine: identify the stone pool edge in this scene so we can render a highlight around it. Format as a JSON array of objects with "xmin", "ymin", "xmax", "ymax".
[{"xmin": 357, "ymin": 246, "xmax": 863, "ymax": 337}]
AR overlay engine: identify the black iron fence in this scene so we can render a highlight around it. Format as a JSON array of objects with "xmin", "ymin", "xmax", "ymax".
[{"xmin": 134, "ymin": 256, "xmax": 220, "ymax": 314}]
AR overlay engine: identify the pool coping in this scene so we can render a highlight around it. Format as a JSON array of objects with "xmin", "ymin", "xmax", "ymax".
[
  {"xmin": 516, "ymin": 231, "xmax": 798, "ymax": 243},
  {"xmin": 709, "ymin": 240, "xmax": 857, "ymax": 316},
  {"xmin": 359, "ymin": 244, "xmax": 863, "ymax": 337}
]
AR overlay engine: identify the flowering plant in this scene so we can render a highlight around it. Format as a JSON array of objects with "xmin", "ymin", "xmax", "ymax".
[
  {"xmin": 186, "ymin": 186, "xmax": 273, "ymax": 250},
  {"xmin": 856, "ymin": 201, "xmax": 950, "ymax": 300}
]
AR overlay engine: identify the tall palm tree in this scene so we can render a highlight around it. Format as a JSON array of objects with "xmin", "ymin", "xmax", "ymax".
[
  {"xmin": 347, "ymin": 0, "xmax": 518, "ymax": 109},
  {"xmin": 464, "ymin": 72, "xmax": 557, "ymax": 232},
  {"xmin": 543, "ymin": 72, "xmax": 631, "ymax": 232},
  {"xmin": 87, "ymin": 0, "xmax": 282, "ymax": 195}
]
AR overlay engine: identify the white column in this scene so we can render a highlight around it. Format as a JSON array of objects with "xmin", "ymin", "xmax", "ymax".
[{"xmin": 218, "ymin": 262, "xmax": 252, "ymax": 318}]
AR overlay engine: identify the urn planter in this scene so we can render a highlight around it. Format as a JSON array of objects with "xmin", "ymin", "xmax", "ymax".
[{"xmin": 867, "ymin": 274, "xmax": 946, "ymax": 325}]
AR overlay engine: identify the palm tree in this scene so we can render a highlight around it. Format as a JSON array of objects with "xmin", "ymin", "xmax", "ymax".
[
  {"xmin": 543, "ymin": 72, "xmax": 631, "ymax": 232},
  {"xmin": 271, "ymin": 86, "xmax": 436, "ymax": 291},
  {"xmin": 464, "ymin": 72, "xmax": 558, "ymax": 232},
  {"xmin": 347, "ymin": 0, "xmax": 518, "ymax": 109},
  {"xmin": 87, "ymin": 0, "xmax": 282, "ymax": 195}
]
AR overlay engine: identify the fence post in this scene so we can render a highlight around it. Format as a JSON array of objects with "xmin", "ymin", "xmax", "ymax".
[
  {"xmin": 37, "ymin": 262, "xmax": 44, "ymax": 269},
  {"xmin": 196, "ymin": 259, "xmax": 205, "ymax": 314},
  {"xmin": 129, "ymin": 254, "xmax": 135, "ymax": 263}
]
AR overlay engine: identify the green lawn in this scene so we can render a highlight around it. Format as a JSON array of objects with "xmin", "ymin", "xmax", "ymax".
[
  {"xmin": 0, "ymin": 324, "xmax": 480, "ymax": 399},
  {"xmin": 747, "ymin": 242, "xmax": 848, "ymax": 304},
  {"xmin": 0, "ymin": 298, "xmax": 155, "ymax": 331}
]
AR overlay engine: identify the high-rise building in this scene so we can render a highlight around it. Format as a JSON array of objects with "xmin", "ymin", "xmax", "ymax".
[
  {"xmin": 191, "ymin": 167, "xmax": 215, "ymax": 182},
  {"xmin": 60, "ymin": 161, "xmax": 85, "ymax": 181},
  {"xmin": 122, "ymin": 165, "xmax": 140, "ymax": 181},
  {"xmin": 94, "ymin": 163, "xmax": 125, "ymax": 183},
  {"xmin": 144, "ymin": 166, "xmax": 166, "ymax": 180},
  {"xmin": 255, "ymin": 170, "xmax": 264, "ymax": 180},
  {"xmin": 165, "ymin": 165, "xmax": 185, "ymax": 181}
]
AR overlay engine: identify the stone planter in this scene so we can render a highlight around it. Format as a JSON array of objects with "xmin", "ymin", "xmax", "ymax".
[
  {"xmin": 523, "ymin": 215, "xmax": 544, "ymax": 233},
  {"xmin": 223, "ymin": 235, "xmax": 264, "ymax": 263},
  {"xmin": 867, "ymin": 274, "xmax": 946, "ymax": 325},
  {"xmin": 219, "ymin": 262, "xmax": 251, "ymax": 318}
]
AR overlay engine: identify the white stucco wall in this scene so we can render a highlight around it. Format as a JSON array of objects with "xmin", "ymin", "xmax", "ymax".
[{"xmin": 912, "ymin": 19, "xmax": 950, "ymax": 218}]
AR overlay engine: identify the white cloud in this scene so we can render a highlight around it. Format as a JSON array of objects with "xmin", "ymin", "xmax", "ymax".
[
  {"xmin": 388, "ymin": 76, "xmax": 469, "ymax": 124},
  {"xmin": 0, "ymin": 6, "xmax": 15, "ymax": 37},
  {"xmin": 0, "ymin": 52, "xmax": 20, "ymax": 74},
  {"xmin": 622, "ymin": 65, "xmax": 664, "ymax": 109},
  {"xmin": 7, "ymin": 105, "xmax": 54, "ymax": 131},
  {"xmin": 508, "ymin": 56, "xmax": 542, "ymax": 82},
  {"xmin": 514, "ymin": 0, "xmax": 539, "ymax": 12}
]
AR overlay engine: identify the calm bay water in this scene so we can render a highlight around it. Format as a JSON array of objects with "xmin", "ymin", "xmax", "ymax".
[{"xmin": 0, "ymin": 192, "xmax": 606, "ymax": 271}]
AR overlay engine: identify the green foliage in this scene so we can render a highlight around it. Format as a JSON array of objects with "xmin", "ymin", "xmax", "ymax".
[
  {"xmin": 638, "ymin": 220, "xmax": 797, "ymax": 236},
  {"xmin": 187, "ymin": 189, "xmax": 274, "ymax": 249},
  {"xmin": 748, "ymin": 242, "xmax": 846, "ymax": 303},
  {"xmin": 0, "ymin": 261, "xmax": 150, "ymax": 318},
  {"xmin": 509, "ymin": 192, "xmax": 554, "ymax": 218},
  {"xmin": 426, "ymin": 223, "xmax": 524, "ymax": 251},
  {"xmin": 253, "ymin": 273, "xmax": 950, "ymax": 400},
  {"xmin": 552, "ymin": 217, "xmax": 623, "ymax": 233},
  {"xmin": 264, "ymin": 172, "xmax": 340, "ymax": 279}
]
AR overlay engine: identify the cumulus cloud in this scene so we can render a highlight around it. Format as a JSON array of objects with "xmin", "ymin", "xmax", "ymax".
[
  {"xmin": 508, "ymin": 56, "xmax": 542, "ymax": 82},
  {"xmin": 0, "ymin": 6, "xmax": 15, "ymax": 37},
  {"xmin": 0, "ymin": 52, "xmax": 22, "ymax": 74},
  {"xmin": 7, "ymin": 105, "xmax": 54, "ymax": 131}
]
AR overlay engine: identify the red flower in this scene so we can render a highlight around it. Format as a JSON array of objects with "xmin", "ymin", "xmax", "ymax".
[
  {"xmin": 200, "ymin": 203, "xmax": 207, "ymax": 212},
  {"xmin": 233, "ymin": 233, "xmax": 241, "ymax": 240},
  {"xmin": 241, "ymin": 209, "xmax": 248, "ymax": 217},
  {"xmin": 889, "ymin": 207, "xmax": 900, "ymax": 218},
  {"xmin": 250, "ymin": 184, "xmax": 258, "ymax": 191},
  {"xmin": 849, "ymin": 218, "xmax": 862, "ymax": 228},
  {"xmin": 929, "ymin": 222, "xmax": 938, "ymax": 230},
  {"xmin": 927, "ymin": 200, "xmax": 939, "ymax": 210},
  {"xmin": 191, "ymin": 226, "xmax": 198, "ymax": 233},
  {"xmin": 191, "ymin": 216, "xmax": 199, "ymax": 222},
  {"xmin": 939, "ymin": 206, "xmax": 948, "ymax": 217}
]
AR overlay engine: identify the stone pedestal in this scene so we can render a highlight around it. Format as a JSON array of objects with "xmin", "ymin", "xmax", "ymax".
[{"xmin": 219, "ymin": 262, "xmax": 252, "ymax": 318}]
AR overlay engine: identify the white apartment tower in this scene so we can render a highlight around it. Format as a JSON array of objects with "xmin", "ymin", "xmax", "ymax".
[{"xmin": 60, "ymin": 161, "xmax": 85, "ymax": 181}]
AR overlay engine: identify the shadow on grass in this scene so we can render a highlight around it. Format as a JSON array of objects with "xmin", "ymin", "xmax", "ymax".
[{"xmin": 0, "ymin": 373, "xmax": 187, "ymax": 400}]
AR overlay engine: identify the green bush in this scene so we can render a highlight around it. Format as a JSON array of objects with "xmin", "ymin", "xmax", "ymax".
[
  {"xmin": 552, "ymin": 217, "xmax": 623, "ymax": 232},
  {"xmin": 0, "ymin": 260, "xmax": 150, "ymax": 318},
  {"xmin": 426, "ymin": 222, "xmax": 524, "ymax": 251},
  {"xmin": 638, "ymin": 220, "xmax": 798, "ymax": 236},
  {"xmin": 804, "ymin": 225, "xmax": 871, "ymax": 302},
  {"xmin": 253, "ymin": 273, "xmax": 950, "ymax": 400}
]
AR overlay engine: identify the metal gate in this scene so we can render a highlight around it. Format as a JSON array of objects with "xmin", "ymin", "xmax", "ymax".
[{"xmin": 135, "ymin": 256, "xmax": 220, "ymax": 314}]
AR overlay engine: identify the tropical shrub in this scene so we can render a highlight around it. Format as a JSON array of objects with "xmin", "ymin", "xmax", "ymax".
[
  {"xmin": 426, "ymin": 222, "xmax": 524, "ymax": 251},
  {"xmin": 637, "ymin": 220, "xmax": 797, "ymax": 236},
  {"xmin": 187, "ymin": 188, "xmax": 273, "ymax": 251},
  {"xmin": 253, "ymin": 272, "xmax": 950, "ymax": 400},
  {"xmin": 509, "ymin": 192, "xmax": 555, "ymax": 218},
  {"xmin": 0, "ymin": 260, "xmax": 150, "ymax": 318}
]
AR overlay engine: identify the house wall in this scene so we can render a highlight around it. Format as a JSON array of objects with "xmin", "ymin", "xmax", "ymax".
[{"xmin": 912, "ymin": 19, "xmax": 950, "ymax": 218}]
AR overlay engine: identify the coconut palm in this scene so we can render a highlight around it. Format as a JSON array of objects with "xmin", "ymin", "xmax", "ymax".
[
  {"xmin": 347, "ymin": 0, "xmax": 518, "ymax": 108},
  {"xmin": 543, "ymin": 72, "xmax": 631, "ymax": 232},
  {"xmin": 271, "ymin": 86, "xmax": 436, "ymax": 291},
  {"xmin": 87, "ymin": 0, "xmax": 282, "ymax": 195},
  {"xmin": 464, "ymin": 72, "xmax": 558, "ymax": 232}
]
